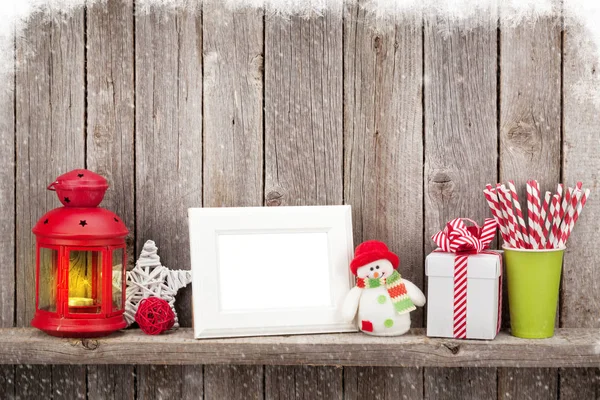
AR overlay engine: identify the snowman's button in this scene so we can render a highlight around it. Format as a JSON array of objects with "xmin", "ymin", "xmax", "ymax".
[
  {"xmin": 377, "ymin": 295, "xmax": 387, "ymax": 304},
  {"xmin": 384, "ymin": 319, "xmax": 394, "ymax": 328}
]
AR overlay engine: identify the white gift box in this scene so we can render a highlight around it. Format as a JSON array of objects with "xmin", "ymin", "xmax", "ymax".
[{"xmin": 425, "ymin": 251, "xmax": 502, "ymax": 340}]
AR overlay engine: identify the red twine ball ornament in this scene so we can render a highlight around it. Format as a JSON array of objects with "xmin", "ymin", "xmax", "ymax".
[{"xmin": 135, "ymin": 297, "xmax": 175, "ymax": 335}]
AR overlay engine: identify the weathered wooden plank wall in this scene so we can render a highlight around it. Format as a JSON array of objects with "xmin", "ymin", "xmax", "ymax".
[{"xmin": 1, "ymin": 0, "xmax": 599, "ymax": 399}]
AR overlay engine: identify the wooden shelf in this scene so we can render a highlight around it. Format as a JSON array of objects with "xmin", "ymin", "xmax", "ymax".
[{"xmin": 0, "ymin": 328, "xmax": 598, "ymax": 368}]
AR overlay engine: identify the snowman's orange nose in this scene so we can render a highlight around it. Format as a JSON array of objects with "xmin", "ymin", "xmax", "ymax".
[{"xmin": 373, "ymin": 272, "xmax": 380, "ymax": 278}]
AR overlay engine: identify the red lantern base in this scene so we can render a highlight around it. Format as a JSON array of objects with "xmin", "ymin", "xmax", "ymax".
[{"xmin": 31, "ymin": 312, "xmax": 127, "ymax": 338}]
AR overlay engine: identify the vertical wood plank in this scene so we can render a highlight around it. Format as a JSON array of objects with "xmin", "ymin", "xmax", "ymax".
[
  {"xmin": 205, "ymin": 366, "xmax": 262, "ymax": 400},
  {"xmin": 264, "ymin": 7, "xmax": 343, "ymax": 400},
  {"xmin": 87, "ymin": 365, "xmax": 135, "ymax": 400},
  {"xmin": 86, "ymin": 1, "xmax": 136, "ymax": 396},
  {"xmin": 561, "ymin": 3, "xmax": 600, "ymax": 397},
  {"xmin": 135, "ymin": 5, "xmax": 202, "ymax": 328},
  {"xmin": 0, "ymin": 366, "xmax": 15, "ymax": 400},
  {"xmin": 498, "ymin": 10, "xmax": 562, "ymax": 399},
  {"xmin": 52, "ymin": 366, "xmax": 86, "ymax": 400},
  {"xmin": 343, "ymin": 4, "xmax": 424, "ymax": 398},
  {"xmin": 87, "ymin": 0, "xmax": 135, "ymax": 266},
  {"xmin": 137, "ymin": 366, "xmax": 202, "ymax": 400},
  {"xmin": 266, "ymin": 366, "xmax": 343, "ymax": 400},
  {"xmin": 344, "ymin": 367, "xmax": 422, "ymax": 400},
  {"xmin": 424, "ymin": 368, "xmax": 496, "ymax": 400},
  {"xmin": 15, "ymin": 9, "xmax": 86, "ymax": 399},
  {"xmin": 498, "ymin": 368, "xmax": 558, "ymax": 400},
  {"xmin": 135, "ymin": 5, "xmax": 203, "ymax": 398},
  {"xmin": 14, "ymin": 365, "xmax": 52, "ymax": 400},
  {"xmin": 264, "ymin": 9, "xmax": 343, "ymax": 207},
  {"xmin": 16, "ymin": 7, "xmax": 85, "ymax": 327},
  {"xmin": 423, "ymin": 7, "xmax": 498, "ymax": 399},
  {"xmin": 0, "ymin": 25, "xmax": 14, "ymax": 329},
  {"xmin": 202, "ymin": 3, "xmax": 265, "ymax": 398},
  {"xmin": 203, "ymin": 1, "xmax": 263, "ymax": 207}
]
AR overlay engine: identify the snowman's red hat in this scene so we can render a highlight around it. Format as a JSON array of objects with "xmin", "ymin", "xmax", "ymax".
[{"xmin": 350, "ymin": 240, "xmax": 399, "ymax": 275}]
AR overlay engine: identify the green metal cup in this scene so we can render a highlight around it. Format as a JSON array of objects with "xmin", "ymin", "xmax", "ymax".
[{"xmin": 503, "ymin": 246, "xmax": 565, "ymax": 339}]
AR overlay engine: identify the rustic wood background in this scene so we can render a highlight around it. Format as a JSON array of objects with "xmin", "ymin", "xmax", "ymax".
[{"xmin": 0, "ymin": 0, "xmax": 598, "ymax": 398}]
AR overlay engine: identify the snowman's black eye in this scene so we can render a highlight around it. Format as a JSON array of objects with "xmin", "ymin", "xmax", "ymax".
[
  {"xmin": 370, "ymin": 267, "xmax": 374, "ymax": 271},
  {"xmin": 376, "ymin": 265, "xmax": 380, "ymax": 269}
]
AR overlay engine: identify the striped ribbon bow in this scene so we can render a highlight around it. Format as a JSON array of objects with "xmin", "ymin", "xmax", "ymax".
[
  {"xmin": 432, "ymin": 218, "xmax": 500, "ymax": 339},
  {"xmin": 432, "ymin": 218, "xmax": 498, "ymax": 254}
]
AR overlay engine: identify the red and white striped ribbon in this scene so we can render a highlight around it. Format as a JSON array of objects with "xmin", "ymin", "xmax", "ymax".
[{"xmin": 453, "ymin": 255, "xmax": 469, "ymax": 338}]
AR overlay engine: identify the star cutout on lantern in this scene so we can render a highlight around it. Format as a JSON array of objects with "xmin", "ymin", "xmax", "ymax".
[
  {"xmin": 79, "ymin": 220, "xmax": 87, "ymax": 227},
  {"xmin": 114, "ymin": 217, "xmax": 119, "ymax": 222},
  {"xmin": 64, "ymin": 197, "xmax": 71, "ymax": 203},
  {"xmin": 77, "ymin": 173, "xmax": 84, "ymax": 178},
  {"xmin": 43, "ymin": 219, "xmax": 49, "ymax": 224}
]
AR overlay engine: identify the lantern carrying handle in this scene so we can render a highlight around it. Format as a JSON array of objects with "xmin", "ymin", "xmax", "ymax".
[{"xmin": 47, "ymin": 182, "xmax": 57, "ymax": 191}]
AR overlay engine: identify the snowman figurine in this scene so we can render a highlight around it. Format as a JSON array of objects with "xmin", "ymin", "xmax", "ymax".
[{"xmin": 342, "ymin": 240, "xmax": 426, "ymax": 336}]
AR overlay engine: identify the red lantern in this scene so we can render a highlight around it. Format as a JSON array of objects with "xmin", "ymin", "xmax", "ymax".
[{"xmin": 31, "ymin": 169, "xmax": 128, "ymax": 337}]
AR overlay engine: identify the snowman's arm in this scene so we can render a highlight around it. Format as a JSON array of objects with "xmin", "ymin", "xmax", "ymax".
[
  {"xmin": 403, "ymin": 279, "xmax": 426, "ymax": 307},
  {"xmin": 342, "ymin": 286, "xmax": 363, "ymax": 322}
]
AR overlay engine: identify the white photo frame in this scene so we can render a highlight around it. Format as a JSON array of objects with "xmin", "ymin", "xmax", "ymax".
[{"xmin": 188, "ymin": 205, "xmax": 356, "ymax": 339}]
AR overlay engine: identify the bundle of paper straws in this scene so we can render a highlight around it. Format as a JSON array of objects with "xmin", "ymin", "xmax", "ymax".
[{"xmin": 483, "ymin": 180, "xmax": 590, "ymax": 249}]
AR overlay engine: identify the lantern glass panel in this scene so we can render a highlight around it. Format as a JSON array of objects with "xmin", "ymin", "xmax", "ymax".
[
  {"xmin": 68, "ymin": 250, "xmax": 103, "ymax": 314},
  {"xmin": 112, "ymin": 248, "xmax": 124, "ymax": 311},
  {"xmin": 38, "ymin": 247, "xmax": 58, "ymax": 312}
]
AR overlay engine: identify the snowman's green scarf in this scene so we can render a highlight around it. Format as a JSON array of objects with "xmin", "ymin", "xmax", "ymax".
[{"xmin": 356, "ymin": 270, "xmax": 416, "ymax": 315}]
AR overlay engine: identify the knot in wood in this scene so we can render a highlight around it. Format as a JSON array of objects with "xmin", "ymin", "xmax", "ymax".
[
  {"xmin": 266, "ymin": 190, "xmax": 283, "ymax": 206},
  {"xmin": 443, "ymin": 343, "xmax": 460, "ymax": 355},
  {"xmin": 373, "ymin": 36, "xmax": 382, "ymax": 51},
  {"xmin": 507, "ymin": 120, "xmax": 540, "ymax": 153},
  {"xmin": 81, "ymin": 338, "xmax": 99, "ymax": 351},
  {"xmin": 429, "ymin": 170, "xmax": 455, "ymax": 199}
]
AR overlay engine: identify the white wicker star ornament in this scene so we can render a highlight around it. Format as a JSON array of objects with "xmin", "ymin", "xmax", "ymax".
[{"xmin": 124, "ymin": 240, "xmax": 192, "ymax": 328}]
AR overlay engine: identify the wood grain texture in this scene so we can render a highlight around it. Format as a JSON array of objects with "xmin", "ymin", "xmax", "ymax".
[
  {"xmin": 134, "ymin": 5, "xmax": 202, "ymax": 328},
  {"xmin": 205, "ymin": 365, "xmax": 262, "ymax": 400},
  {"xmin": 86, "ymin": 2, "xmax": 136, "ymax": 398},
  {"xmin": 344, "ymin": 367, "xmax": 422, "ymax": 400},
  {"xmin": 0, "ymin": 30, "xmax": 14, "ymax": 329},
  {"xmin": 561, "ymin": 6, "xmax": 600, "ymax": 398},
  {"xmin": 15, "ymin": 10, "xmax": 86, "ymax": 400},
  {"xmin": 560, "ymin": 368, "xmax": 600, "ymax": 400},
  {"xmin": 0, "ymin": 366, "xmax": 15, "ymax": 400},
  {"xmin": 203, "ymin": 2, "xmax": 263, "ymax": 207},
  {"xmin": 498, "ymin": 368, "xmax": 558, "ymax": 400},
  {"xmin": 0, "ymin": 328, "xmax": 598, "ymax": 367},
  {"xmin": 343, "ymin": 4, "xmax": 424, "ymax": 398},
  {"xmin": 134, "ymin": 7, "xmax": 203, "ymax": 400},
  {"xmin": 137, "ymin": 366, "xmax": 202, "ymax": 400},
  {"xmin": 202, "ymin": 4, "xmax": 264, "ymax": 396},
  {"xmin": 264, "ymin": 8, "xmax": 343, "ymax": 398},
  {"xmin": 265, "ymin": 366, "xmax": 342, "ymax": 400},
  {"xmin": 499, "ymin": 12, "xmax": 562, "ymax": 400},
  {"xmin": 86, "ymin": 0, "xmax": 135, "ymax": 266},
  {"xmin": 15, "ymin": 8, "xmax": 85, "ymax": 327},
  {"xmin": 51, "ymin": 365, "xmax": 86, "ymax": 400},
  {"xmin": 424, "ymin": 368, "xmax": 496, "ymax": 400},
  {"xmin": 87, "ymin": 365, "xmax": 135, "ymax": 400},
  {"xmin": 14, "ymin": 365, "xmax": 52, "ymax": 399},
  {"xmin": 264, "ymin": 9, "xmax": 343, "ymax": 207},
  {"xmin": 423, "ymin": 5, "xmax": 498, "ymax": 398}
]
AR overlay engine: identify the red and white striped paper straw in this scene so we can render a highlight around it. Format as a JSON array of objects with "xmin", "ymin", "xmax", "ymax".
[
  {"xmin": 548, "ymin": 194, "xmax": 562, "ymax": 248},
  {"xmin": 483, "ymin": 188, "xmax": 510, "ymax": 245},
  {"xmin": 559, "ymin": 190, "xmax": 582, "ymax": 248},
  {"xmin": 562, "ymin": 188, "xmax": 590, "ymax": 245},
  {"xmin": 526, "ymin": 181, "xmax": 540, "ymax": 248},
  {"xmin": 540, "ymin": 191, "xmax": 551, "ymax": 243},
  {"xmin": 500, "ymin": 185, "xmax": 523, "ymax": 248},
  {"xmin": 507, "ymin": 180, "xmax": 530, "ymax": 249}
]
